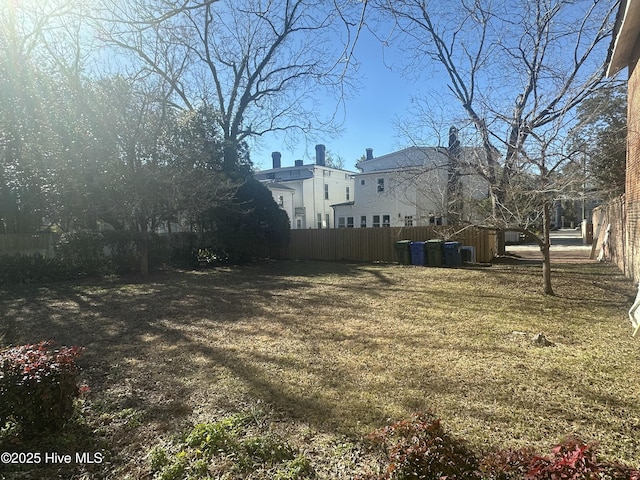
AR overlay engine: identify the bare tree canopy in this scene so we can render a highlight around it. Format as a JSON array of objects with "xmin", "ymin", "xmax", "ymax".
[
  {"xmin": 371, "ymin": 0, "xmax": 618, "ymax": 293},
  {"xmin": 95, "ymin": 0, "xmax": 363, "ymax": 166}
]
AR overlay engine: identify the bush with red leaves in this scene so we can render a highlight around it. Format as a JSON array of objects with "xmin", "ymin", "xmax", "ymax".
[{"xmin": 0, "ymin": 341, "xmax": 85, "ymax": 433}]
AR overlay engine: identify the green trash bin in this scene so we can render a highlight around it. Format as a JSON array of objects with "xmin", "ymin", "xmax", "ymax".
[
  {"xmin": 426, "ymin": 239, "xmax": 444, "ymax": 267},
  {"xmin": 395, "ymin": 240, "xmax": 412, "ymax": 265}
]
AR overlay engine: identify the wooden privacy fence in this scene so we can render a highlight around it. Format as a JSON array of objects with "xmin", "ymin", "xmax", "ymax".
[
  {"xmin": 272, "ymin": 226, "xmax": 496, "ymax": 263},
  {"xmin": 0, "ymin": 233, "xmax": 56, "ymax": 258}
]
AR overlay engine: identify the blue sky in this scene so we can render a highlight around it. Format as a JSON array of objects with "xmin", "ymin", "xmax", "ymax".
[{"xmin": 254, "ymin": 28, "xmax": 427, "ymax": 173}]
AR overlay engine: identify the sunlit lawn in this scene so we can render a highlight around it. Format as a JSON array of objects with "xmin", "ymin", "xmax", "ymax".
[{"xmin": 1, "ymin": 259, "xmax": 639, "ymax": 478}]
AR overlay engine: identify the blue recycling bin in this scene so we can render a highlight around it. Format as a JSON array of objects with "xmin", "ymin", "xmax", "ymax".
[
  {"xmin": 410, "ymin": 241, "xmax": 426, "ymax": 266},
  {"xmin": 444, "ymin": 241, "xmax": 462, "ymax": 267}
]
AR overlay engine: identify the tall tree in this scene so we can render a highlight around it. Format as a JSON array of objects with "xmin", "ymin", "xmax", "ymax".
[
  {"xmin": 0, "ymin": 0, "xmax": 78, "ymax": 233},
  {"xmin": 373, "ymin": 0, "xmax": 617, "ymax": 294},
  {"xmin": 574, "ymin": 85, "xmax": 627, "ymax": 198},
  {"xmin": 96, "ymin": 0, "xmax": 360, "ymax": 169}
]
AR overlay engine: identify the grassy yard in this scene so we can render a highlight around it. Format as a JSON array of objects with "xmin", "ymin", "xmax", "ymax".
[{"xmin": 1, "ymin": 259, "xmax": 639, "ymax": 478}]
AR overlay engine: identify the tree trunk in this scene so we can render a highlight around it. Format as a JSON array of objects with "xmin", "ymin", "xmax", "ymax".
[
  {"xmin": 540, "ymin": 202, "xmax": 554, "ymax": 295},
  {"xmin": 139, "ymin": 231, "xmax": 149, "ymax": 276}
]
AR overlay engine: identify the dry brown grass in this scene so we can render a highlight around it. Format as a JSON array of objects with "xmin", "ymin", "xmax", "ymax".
[{"xmin": 1, "ymin": 259, "xmax": 639, "ymax": 478}]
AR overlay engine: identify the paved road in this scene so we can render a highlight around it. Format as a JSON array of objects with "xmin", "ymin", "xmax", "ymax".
[{"xmin": 506, "ymin": 229, "xmax": 595, "ymax": 263}]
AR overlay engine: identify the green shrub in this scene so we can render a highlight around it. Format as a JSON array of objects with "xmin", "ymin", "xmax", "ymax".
[
  {"xmin": 147, "ymin": 411, "xmax": 306, "ymax": 479},
  {"xmin": 56, "ymin": 230, "xmax": 107, "ymax": 276},
  {"xmin": 275, "ymin": 454, "xmax": 316, "ymax": 480},
  {"xmin": 185, "ymin": 414, "xmax": 250, "ymax": 455},
  {"xmin": 56, "ymin": 230, "xmax": 171, "ymax": 277},
  {"xmin": 0, "ymin": 341, "xmax": 85, "ymax": 433},
  {"xmin": 243, "ymin": 434, "xmax": 296, "ymax": 465},
  {"xmin": 148, "ymin": 446, "xmax": 170, "ymax": 472},
  {"xmin": 0, "ymin": 254, "xmax": 73, "ymax": 285}
]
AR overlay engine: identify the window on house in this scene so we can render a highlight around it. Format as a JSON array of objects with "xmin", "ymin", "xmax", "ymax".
[
  {"xmin": 404, "ymin": 216, "xmax": 414, "ymax": 227},
  {"xmin": 429, "ymin": 215, "xmax": 443, "ymax": 226},
  {"xmin": 373, "ymin": 215, "xmax": 381, "ymax": 228},
  {"xmin": 317, "ymin": 213, "xmax": 323, "ymax": 229},
  {"xmin": 382, "ymin": 215, "xmax": 390, "ymax": 227},
  {"xmin": 360, "ymin": 216, "xmax": 367, "ymax": 228},
  {"xmin": 277, "ymin": 195, "xmax": 284, "ymax": 208},
  {"xmin": 326, "ymin": 214, "xmax": 330, "ymax": 228},
  {"xmin": 346, "ymin": 186, "xmax": 350, "ymax": 200},
  {"xmin": 338, "ymin": 217, "xmax": 346, "ymax": 228},
  {"xmin": 296, "ymin": 218, "xmax": 302, "ymax": 229},
  {"xmin": 377, "ymin": 178, "xmax": 385, "ymax": 192},
  {"xmin": 361, "ymin": 179, "xmax": 365, "ymax": 186},
  {"xmin": 324, "ymin": 184, "xmax": 329, "ymax": 200},
  {"xmin": 347, "ymin": 217, "xmax": 354, "ymax": 228}
]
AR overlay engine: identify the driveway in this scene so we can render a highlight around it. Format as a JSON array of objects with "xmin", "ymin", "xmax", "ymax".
[{"xmin": 505, "ymin": 229, "xmax": 595, "ymax": 263}]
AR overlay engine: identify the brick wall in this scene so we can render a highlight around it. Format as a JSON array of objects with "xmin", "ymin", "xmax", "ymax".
[{"xmin": 625, "ymin": 32, "xmax": 640, "ymax": 282}]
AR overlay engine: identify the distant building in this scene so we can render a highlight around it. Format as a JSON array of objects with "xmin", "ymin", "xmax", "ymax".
[
  {"xmin": 332, "ymin": 146, "xmax": 489, "ymax": 228},
  {"xmin": 254, "ymin": 145, "xmax": 356, "ymax": 229}
]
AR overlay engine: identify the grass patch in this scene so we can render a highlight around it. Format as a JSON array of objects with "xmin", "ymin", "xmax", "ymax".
[{"xmin": 0, "ymin": 260, "xmax": 638, "ymax": 478}]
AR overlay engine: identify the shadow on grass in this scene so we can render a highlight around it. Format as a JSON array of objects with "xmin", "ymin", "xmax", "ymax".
[{"xmin": 0, "ymin": 259, "xmax": 638, "ymax": 476}]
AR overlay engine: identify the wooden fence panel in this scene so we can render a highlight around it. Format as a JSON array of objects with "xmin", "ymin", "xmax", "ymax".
[{"xmin": 274, "ymin": 226, "xmax": 496, "ymax": 263}]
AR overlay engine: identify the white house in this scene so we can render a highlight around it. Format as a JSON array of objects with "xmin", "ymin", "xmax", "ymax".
[
  {"xmin": 254, "ymin": 144, "xmax": 356, "ymax": 229},
  {"xmin": 332, "ymin": 146, "xmax": 488, "ymax": 228}
]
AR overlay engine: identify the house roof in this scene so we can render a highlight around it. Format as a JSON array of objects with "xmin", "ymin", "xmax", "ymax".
[
  {"xmin": 330, "ymin": 201, "xmax": 355, "ymax": 208},
  {"xmin": 261, "ymin": 181, "xmax": 295, "ymax": 191},
  {"xmin": 356, "ymin": 146, "xmax": 446, "ymax": 171},
  {"xmin": 607, "ymin": 0, "xmax": 640, "ymax": 76},
  {"xmin": 256, "ymin": 163, "xmax": 356, "ymax": 175}
]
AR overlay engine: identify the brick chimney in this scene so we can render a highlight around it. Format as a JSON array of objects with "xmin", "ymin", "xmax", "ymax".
[
  {"xmin": 315, "ymin": 144, "xmax": 326, "ymax": 166},
  {"xmin": 272, "ymin": 151, "xmax": 282, "ymax": 169},
  {"xmin": 366, "ymin": 148, "xmax": 374, "ymax": 160}
]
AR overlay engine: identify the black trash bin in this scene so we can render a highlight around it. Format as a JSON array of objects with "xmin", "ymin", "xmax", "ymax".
[
  {"xmin": 426, "ymin": 239, "xmax": 444, "ymax": 267},
  {"xmin": 394, "ymin": 240, "xmax": 412, "ymax": 265}
]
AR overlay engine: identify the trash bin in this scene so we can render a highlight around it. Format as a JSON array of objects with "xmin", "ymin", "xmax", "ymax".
[
  {"xmin": 410, "ymin": 241, "xmax": 426, "ymax": 266},
  {"xmin": 460, "ymin": 246, "xmax": 475, "ymax": 263},
  {"xmin": 426, "ymin": 239, "xmax": 444, "ymax": 267},
  {"xmin": 444, "ymin": 241, "xmax": 462, "ymax": 267},
  {"xmin": 394, "ymin": 240, "xmax": 412, "ymax": 265}
]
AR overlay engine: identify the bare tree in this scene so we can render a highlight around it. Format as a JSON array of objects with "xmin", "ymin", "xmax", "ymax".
[
  {"xmin": 95, "ymin": 0, "xmax": 362, "ymax": 169},
  {"xmin": 373, "ymin": 0, "xmax": 618, "ymax": 294}
]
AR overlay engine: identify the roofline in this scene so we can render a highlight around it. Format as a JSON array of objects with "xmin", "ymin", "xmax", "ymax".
[
  {"xmin": 256, "ymin": 164, "xmax": 357, "ymax": 174},
  {"xmin": 330, "ymin": 201, "xmax": 355, "ymax": 208},
  {"xmin": 261, "ymin": 182, "xmax": 295, "ymax": 191},
  {"xmin": 607, "ymin": 0, "xmax": 640, "ymax": 77},
  {"xmin": 355, "ymin": 146, "xmax": 445, "ymax": 168}
]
